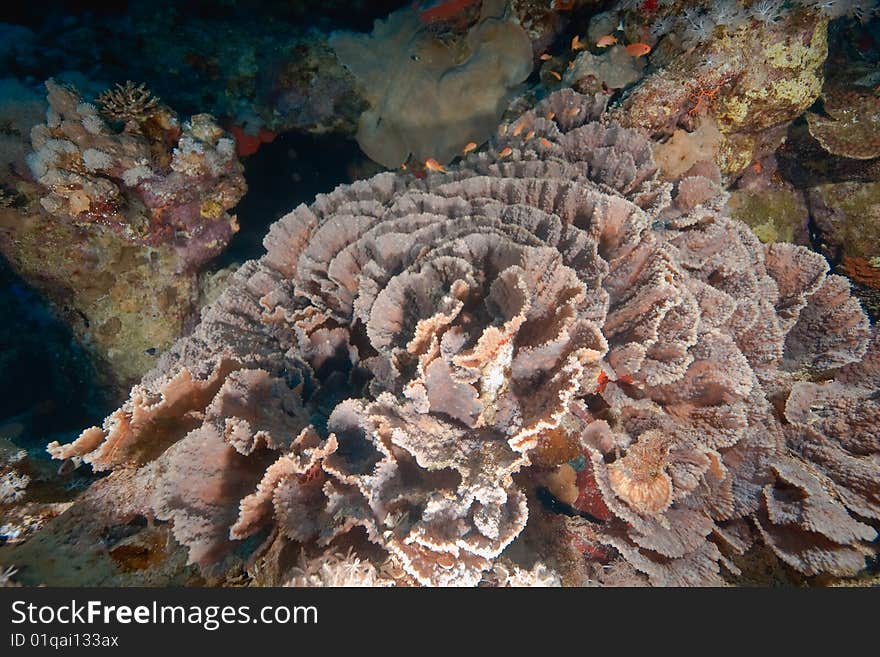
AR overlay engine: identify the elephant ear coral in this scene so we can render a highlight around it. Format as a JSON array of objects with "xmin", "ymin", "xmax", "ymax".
[
  {"xmin": 329, "ymin": 0, "xmax": 532, "ymax": 167},
  {"xmin": 772, "ymin": 331, "xmax": 880, "ymax": 576},
  {"xmin": 36, "ymin": 88, "xmax": 878, "ymax": 587}
]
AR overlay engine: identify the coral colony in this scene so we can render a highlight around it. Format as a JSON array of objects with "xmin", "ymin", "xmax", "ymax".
[{"xmin": 0, "ymin": 0, "xmax": 879, "ymax": 587}]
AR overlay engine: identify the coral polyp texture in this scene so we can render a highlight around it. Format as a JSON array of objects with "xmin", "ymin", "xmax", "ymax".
[{"xmin": 33, "ymin": 89, "xmax": 878, "ymax": 587}]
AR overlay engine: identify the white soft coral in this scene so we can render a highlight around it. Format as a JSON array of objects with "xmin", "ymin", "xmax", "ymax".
[
  {"xmin": 712, "ymin": 0, "xmax": 749, "ymax": 28},
  {"xmin": 800, "ymin": 0, "xmax": 849, "ymax": 18},
  {"xmin": 750, "ymin": 0, "xmax": 786, "ymax": 23},
  {"xmin": 680, "ymin": 6, "xmax": 715, "ymax": 48},
  {"xmin": 650, "ymin": 14, "xmax": 676, "ymax": 40},
  {"xmin": 795, "ymin": 0, "xmax": 877, "ymax": 20}
]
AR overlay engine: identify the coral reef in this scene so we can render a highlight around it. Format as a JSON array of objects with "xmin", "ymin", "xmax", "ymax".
[
  {"xmin": 329, "ymin": 0, "xmax": 533, "ymax": 167},
  {"xmin": 651, "ymin": 117, "xmax": 724, "ymax": 180},
  {"xmin": 841, "ymin": 256, "xmax": 880, "ymax": 289},
  {"xmin": 0, "ymin": 467, "xmax": 206, "ymax": 586},
  {"xmin": 771, "ymin": 331, "xmax": 880, "ymax": 575},
  {"xmin": 0, "ymin": 433, "xmax": 95, "ymax": 551},
  {"xmin": 509, "ymin": 0, "xmax": 567, "ymax": 56},
  {"xmin": 618, "ymin": 0, "xmax": 874, "ymax": 52},
  {"xmin": 284, "ymin": 549, "xmax": 400, "ymax": 587},
  {"xmin": 491, "ymin": 560, "xmax": 562, "ymax": 586},
  {"xmin": 20, "ymin": 89, "xmax": 876, "ymax": 587},
  {"xmin": 0, "ymin": 1, "xmax": 398, "ymax": 140},
  {"xmin": 0, "ymin": 439, "xmax": 30, "ymax": 506},
  {"xmin": 0, "ymin": 80, "xmax": 246, "ymax": 389},
  {"xmin": 0, "ymin": 78, "xmax": 45, "ymax": 179},
  {"xmin": 259, "ymin": 36, "xmax": 367, "ymax": 138},
  {"xmin": 777, "ymin": 122, "xmax": 880, "ymax": 188}
]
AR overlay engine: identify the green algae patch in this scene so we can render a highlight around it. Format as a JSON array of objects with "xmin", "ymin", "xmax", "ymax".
[
  {"xmin": 727, "ymin": 187, "xmax": 808, "ymax": 244},
  {"xmin": 809, "ymin": 181, "xmax": 880, "ymax": 259}
]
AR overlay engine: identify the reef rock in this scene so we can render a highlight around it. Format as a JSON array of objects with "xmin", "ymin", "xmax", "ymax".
[
  {"xmin": 26, "ymin": 89, "xmax": 878, "ymax": 587},
  {"xmin": 0, "ymin": 80, "xmax": 246, "ymax": 390},
  {"xmin": 564, "ymin": 45, "xmax": 646, "ymax": 92},
  {"xmin": 612, "ymin": 7, "xmax": 828, "ymax": 178}
]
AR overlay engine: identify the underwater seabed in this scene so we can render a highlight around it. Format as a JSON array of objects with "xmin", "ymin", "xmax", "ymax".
[{"xmin": 1, "ymin": 0, "xmax": 879, "ymax": 587}]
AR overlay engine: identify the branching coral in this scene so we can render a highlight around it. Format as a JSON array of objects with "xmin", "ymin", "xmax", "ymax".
[
  {"xmin": 97, "ymin": 81, "xmax": 161, "ymax": 128},
  {"xmin": 41, "ymin": 88, "xmax": 878, "ymax": 587}
]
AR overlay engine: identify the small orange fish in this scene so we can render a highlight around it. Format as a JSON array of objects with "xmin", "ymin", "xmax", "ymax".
[
  {"xmin": 498, "ymin": 146, "xmax": 513, "ymax": 159},
  {"xmin": 548, "ymin": 70, "xmax": 562, "ymax": 81},
  {"xmin": 564, "ymin": 106, "xmax": 580, "ymax": 117},
  {"xmin": 462, "ymin": 141, "xmax": 477, "ymax": 155},
  {"xmin": 546, "ymin": 111, "xmax": 556, "ymax": 120},
  {"xmin": 539, "ymin": 53, "xmax": 552, "ymax": 61},
  {"xmin": 499, "ymin": 123, "xmax": 508, "ymax": 136},
  {"xmin": 752, "ymin": 161, "xmax": 763, "ymax": 174},
  {"xmin": 539, "ymin": 137, "xmax": 553, "ymax": 148},
  {"xmin": 595, "ymin": 34, "xmax": 617, "ymax": 48},
  {"xmin": 425, "ymin": 158, "xmax": 446, "ymax": 173},
  {"xmin": 624, "ymin": 43, "xmax": 651, "ymax": 57},
  {"xmin": 525, "ymin": 130, "xmax": 535, "ymax": 141},
  {"xmin": 512, "ymin": 121, "xmax": 526, "ymax": 136},
  {"xmin": 571, "ymin": 35, "xmax": 586, "ymax": 51}
]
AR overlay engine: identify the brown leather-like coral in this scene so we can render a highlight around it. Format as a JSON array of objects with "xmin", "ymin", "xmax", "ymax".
[
  {"xmin": 806, "ymin": 87, "xmax": 880, "ymax": 160},
  {"xmin": 46, "ymin": 89, "xmax": 878, "ymax": 586}
]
